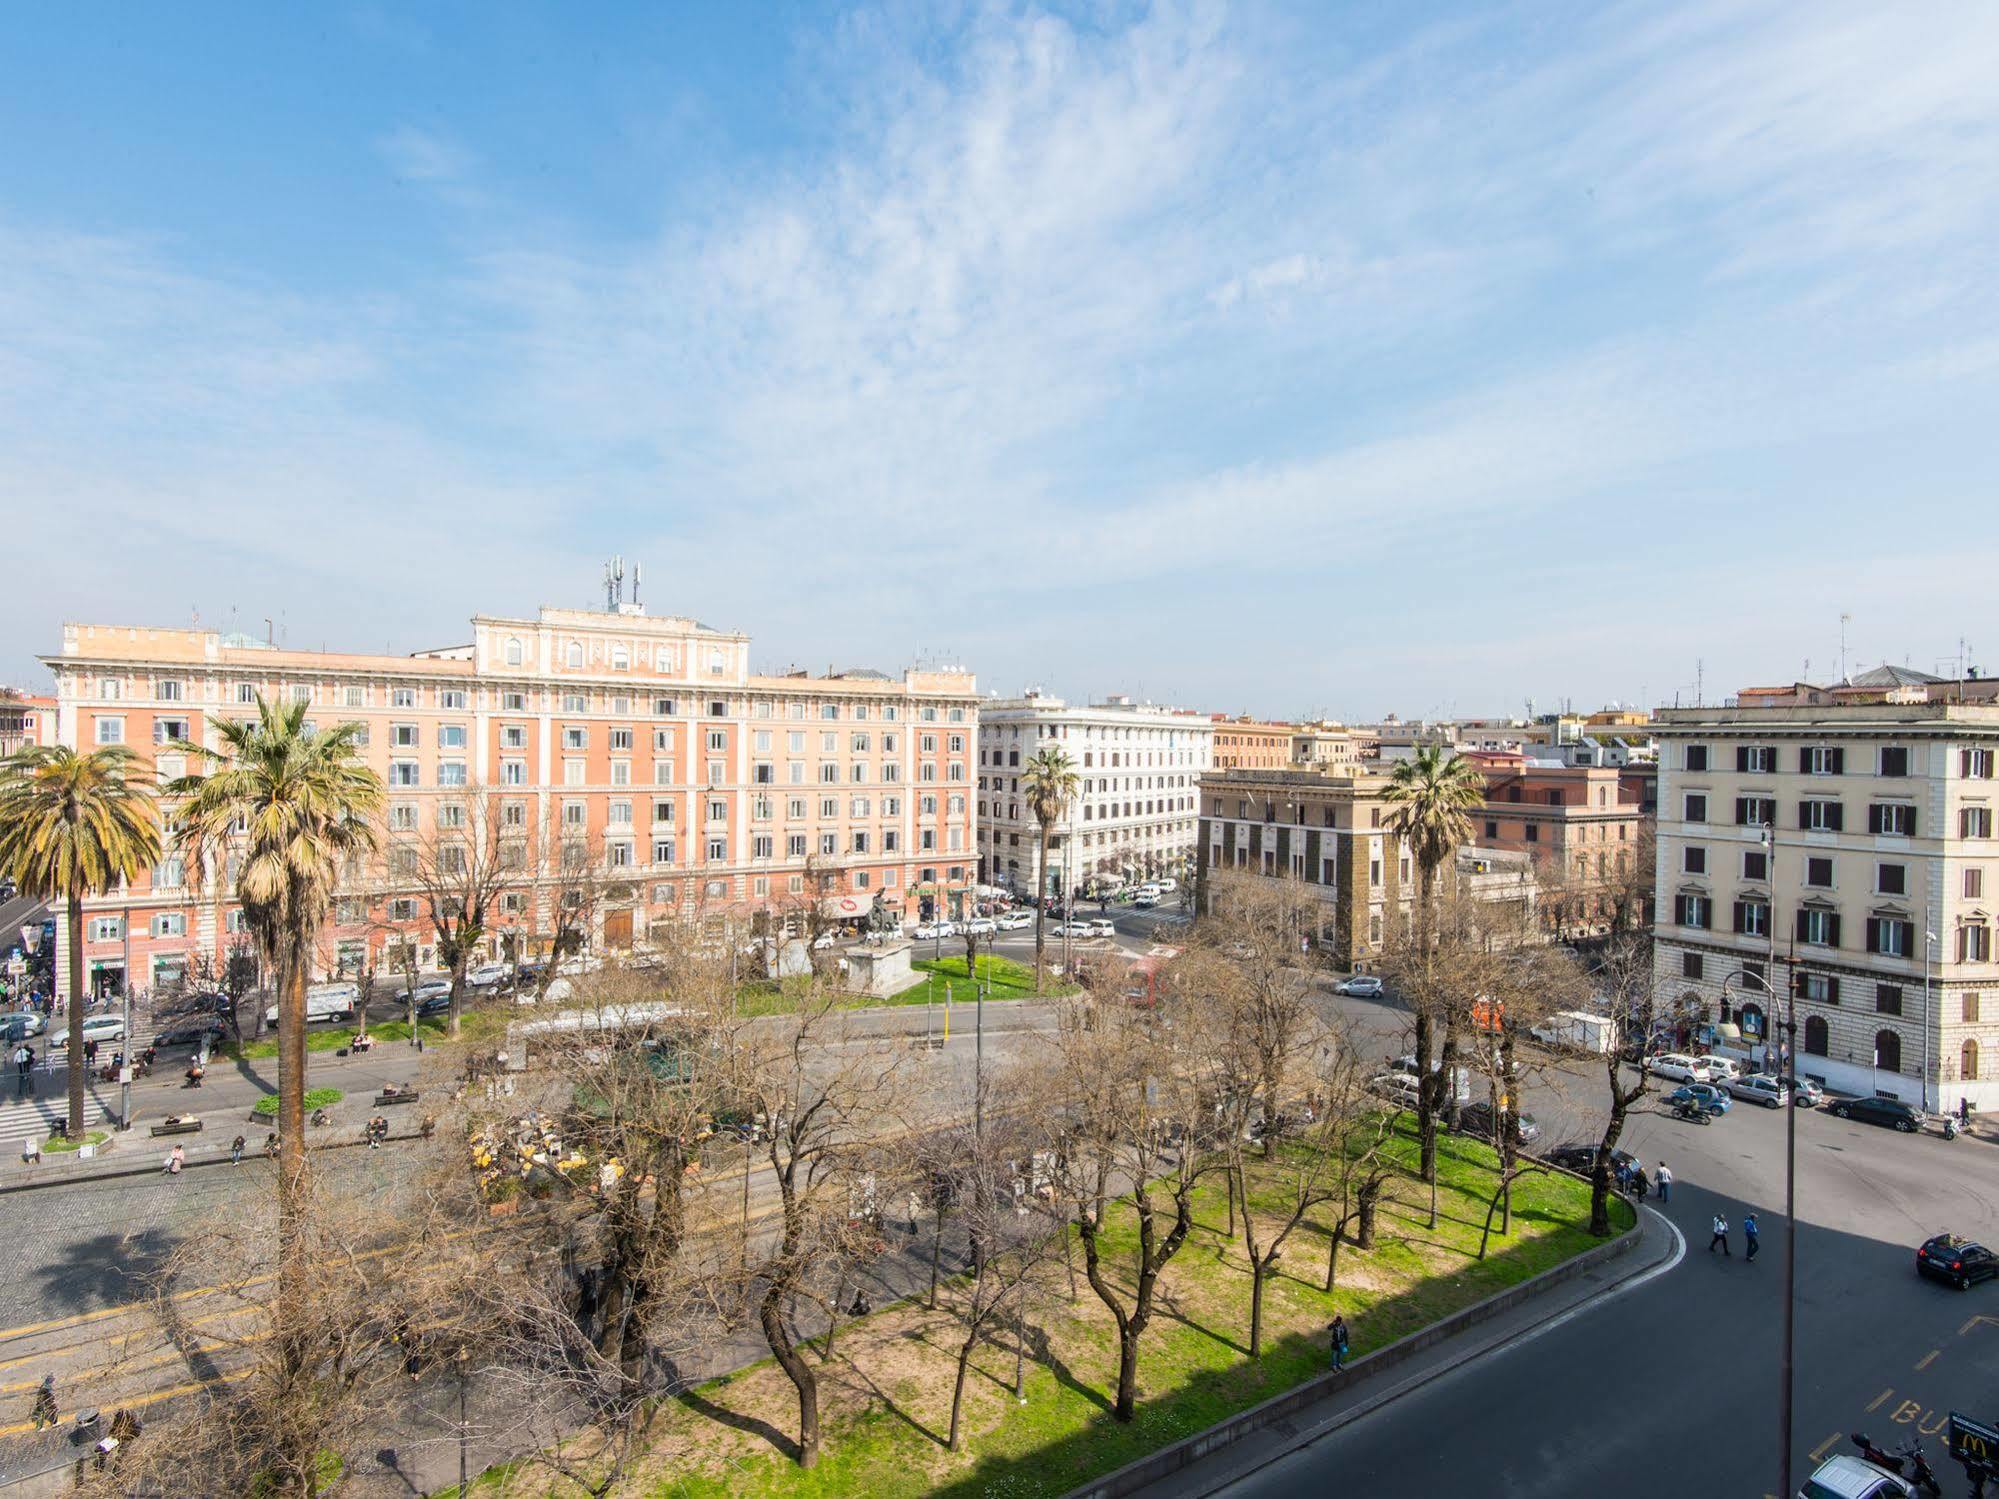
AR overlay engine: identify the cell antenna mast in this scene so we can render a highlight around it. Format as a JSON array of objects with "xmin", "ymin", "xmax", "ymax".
[{"xmin": 1839, "ymin": 612, "xmax": 1851, "ymax": 683}]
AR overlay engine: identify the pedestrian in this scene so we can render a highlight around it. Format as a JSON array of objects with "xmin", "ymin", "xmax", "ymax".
[
  {"xmin": 1655, "ymin": 1162, "xmax": 1672, "ymax": 1202},
  {"xmin": 83, "ymin": 1037, "xmax": 97, "ymax": 1066},
  {"xmin": 1708, "ymin": 1212, "xmax": 1729, "ymax": 1255},
  {"xmin": 30, "ymin": 1375, "xmax": 56, "ymax": 1430},
  {"xmin": 1633, "ymin": 1166, "xmax": 1650, "ymax": 1202},
  {"xmin": 164, "ymin": 1144, "xmax": 184, "ymax": 1179},
  {"xmin": 1328, "ymin": 1314, "xmax": 1350, "ymax": 1371},
  {"xmin": 12, "ymin": 1042, "xmax": 30, "ymax": 1099},
  {"xmin": 230, "ymin": 1134, "xmax": 245, "ymax": 1166},
  {"xmin": 1743, "ymin": 1213, "xmax": 1759, "ymax": 1262}
]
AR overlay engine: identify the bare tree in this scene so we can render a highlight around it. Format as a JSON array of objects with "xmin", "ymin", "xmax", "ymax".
[
  {"xmin": 1585, "ymin": 930, "xmax": 1660, "ymax": 1236},
  {"xmin": 391, "ymin": 786, "xmax": 521, "ymax": 1038},
  {"xmin": 1033, "ymin": 977, "xmax": 1209, "ymax": 1422}
]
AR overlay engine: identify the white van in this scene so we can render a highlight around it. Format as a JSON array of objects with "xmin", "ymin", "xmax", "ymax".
[
  {"xmin": 1530, "ymin": 1010, "xmax": 1614, "ymax": 1054},
  {"xmin": 264, "ymin": 982, "xmax": 360, "ymax": 1027},
  {"xmin": 1154, "ymin": 877, "xmax": 1178, "ymax": 894}
]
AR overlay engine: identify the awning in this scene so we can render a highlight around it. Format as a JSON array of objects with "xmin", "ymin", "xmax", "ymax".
[
  {"xmin": 819, "ymin": 894, "xmax": 873, "ymax": 920},
  {"xmin": 881, "ymin": 892, "xmax": 904, "ymax": 906},
  {"xmin": 1715, "ymin": 1022, "xmax": 1743, "ymax": 1042}
]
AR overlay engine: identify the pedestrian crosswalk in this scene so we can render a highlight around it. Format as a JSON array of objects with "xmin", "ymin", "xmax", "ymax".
[{"xmin": 0, "ymin": 1094, "xmax": 115, "ymax": 1147}]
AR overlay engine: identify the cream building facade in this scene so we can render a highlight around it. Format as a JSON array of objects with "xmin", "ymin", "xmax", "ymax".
[{"xmin": 1651, "ymin": 700, "xmax": 1999, "ymax": 1111}]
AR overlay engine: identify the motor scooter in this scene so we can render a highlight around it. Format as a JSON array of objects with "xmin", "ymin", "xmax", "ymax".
[
  {"xmin": 1851, "ymin": 1432, "xmax": 1941, "ymax": 1496},
  {"xmin": 1671, "ymin": 1100, "xmax": 1712, "ymax": 1126}
]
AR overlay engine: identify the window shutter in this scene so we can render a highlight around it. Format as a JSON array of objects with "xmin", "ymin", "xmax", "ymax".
[
  {"xmin": 1801, "ymin": 748, "xmax": 1813, "ymax": 773},
  {"xmin": 1733, "ymin": 901, "xmax": 1746, "ymax": 933},
  {"xmin": 1905, "ymin": 807, "xmax": 1917, "ymax": 836},
  {"xmin": 1798, "ymin": 801, "xmax": 1812, "ymax": 831},
  {"xmin": 1736, "ymin": 746, "xmax": 1750, "ymax": 773},
  {"xmin": 1827, "ymin": 914, "xmax": 1842, "ymax": 948},
  {"xmin": 1831, "ymin": 748, "xmax": 1845, "ymax": 774},
  {"xmin": 1865, "ymin": 918, "xmax": 1880, "ymax": 954},
  {"xmin": 1795, "ymin": 909, "xmax": 1810, "ymax": 942},
  {"xmin": 1868, "ymin": 804, "xmax": 1883, "ymax": 835},
  {"xmin": 1827, "ymin": 976, "xmax": 1841, "ymax": 1004},
  {"xmin": 1827, "ymin": 802, "xmax": 1844, "ymax": 832}
]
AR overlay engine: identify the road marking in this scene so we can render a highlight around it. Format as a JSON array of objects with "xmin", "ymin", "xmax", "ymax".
[
  {"xmin": 1960, "ymin": 1313, "xmax": 1999, "ymax": 1336},
  {"xmin": 1809, "ymin": 1432, "xmax": 1842, "ymax": 1463},
  {"xmin": 0, "ymin": 1366, "xmax": 254, "ymax": 1438},
  {"xmin": 1866, "ymin": 1387, "xmax": 1894, "ymax": 1413},
  {"xmin": 1915, "ymin": 1349, "xmax": 1939, "ymax": 1371}
]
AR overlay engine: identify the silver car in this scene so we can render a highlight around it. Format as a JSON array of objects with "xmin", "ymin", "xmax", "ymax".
[{"xmin": 1727, "ymin": 1073, "xmax": 1789, "ymax": 1109}]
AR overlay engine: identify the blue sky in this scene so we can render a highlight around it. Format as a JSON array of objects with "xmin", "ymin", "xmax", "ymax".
[{"xmin": 3, "ymin": 1, "xmax": 1996, "ymax": 719}]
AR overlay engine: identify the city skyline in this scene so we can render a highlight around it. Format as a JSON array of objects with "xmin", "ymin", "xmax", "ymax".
[{"xmin": 4, "ymin": 1, "xmax": 1997, "ymax": 713}]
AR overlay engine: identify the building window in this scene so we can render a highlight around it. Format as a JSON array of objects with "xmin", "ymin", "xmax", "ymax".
[
  {"xmin": 1874, "ymin": 1029, "xmax": 1903, "ymax": 1075},
  {"xmin": 1676, "ymin": 893, "xmax": 1711, "ymax": 930},
  {"xmin": 1797, "ymin": 907, "xmax": 1840, "ymax": 947},
  {"xmin": 503, "ymin": 691, "xmax": 526, "ymax": 711},
  {"xmin": 1879, "ymin": 746, "xmax": 1909, "ymax": 777},
  {"xmin": 1877, "ymin": 863, "xmax": 1906, "ymax": 896},
  {"xmin": 1681, "ymin": 952, "xmax": 1703, "ymax": 980},
  {"xmin": 1800, "ymin": 799, "xmax": 1843, "ymax": 832},
  {"xmin": 1875, "ymin": 984, "xmax": 1903, "ymax": 1016},
  {"xmin": 1870, "ymin": 803, "xmax": 1916, "ymax": 836},
  {"xmin": 1964, "ymin": 748, "xmax": 1996, "ymax": 780},
  {"xmin": 707, "ymin": 837, "xmax": 727, "ymax": 861},
  {"xmin": 1964, "ymin": 1039, "xmax": 1980, "ymax": 1082},
  {"xmin": 1804, "ymin": 1016, "xmax": 1829, "ymax": 1056},
  {"xmin": 1805, "ymin": 856, "xmax": 1834, "ymax": 888},
  {"xmin": 1968, "ymin": 868, "xmax": 1986, "ymax": 899},
  {"xmin": 152, "ymin": 912, "xmax": 186, "ymax": 938},
  {"xmin": 1962, "ymin": 807, "xmax": 1994, "ymax": 839},
  {"xmin": 1798, "ymin": 973, "xmax": 1839, "ymax": 1005},
  {"xmin": 87, "ymin": 916, "xmax": 124, "ymax": 942},
  {"xmin": 392, "ymin": 688, "xmax": 417, "ymax": 708},
  {"xmin": 1736, "ymin": 746, "xmax": 1776, "ymax": 774},
  {"xmin": 1966, "ymin": 992, "xmax": 1982, "ymax": 1023},
  {"xmin": 1683, "ymin": 794, "xmax": 1707, "ymax": 823},
  {"xmin": 1735, "ymin": 796, "xmax": 1776, "ymax": 827},
  {"xmin": 437, "ymin": 761, "xmax": 467, "ymax": 787},
  {"xmin": 1801, "ymin": 746, "xmax": 1844, "ymax": 776},
  {"xmin": 438, "ymin": 724, "xmax": 467, "ymax": 749},
  {"xmin": 390, "ymin": 761, "xmax": 419, "ymax": 787},
  {"xmin": 563, "ymin": 727, "xmax": 587, "ymax": 751},
  {"xmin": 95, "ymin": 718, "xmax": 124, "ymax": 745},
  {"xmin": 1685, "ymin": 744, "xmax": 1709, "ymax": 771},
  {"xmin": 1732, "ymin": 899, "xmax": 1769, "ymax": 938},
  {"xmin": 1742, "ymin": 850, "xmax": 1769, "ymax": 882},
  {"xmin": 440, "ymin": 690, "xmax": 467, "ymax": 710},
  {"xmin": 1683, "ymin": 846, "xmax": 1707, "ymax": 875},
  {"xmin": 501, "ymin": 759, "xmax": 526, "ymax": 786},
  {"xmin": 1959, "ymin": 923, "xmax": 1992, "ymax": 964},
  {"xmin": 505, "ymin": 638, "xmax": 524, "ymax": 666}
]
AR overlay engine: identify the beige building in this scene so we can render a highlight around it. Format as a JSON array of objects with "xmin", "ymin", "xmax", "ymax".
[
  {"xmin": 1651, "ymin": 698, "xmax": 1999, "ymax": 1111},
  {"xmin": 1290, "ymin": 723, "xmax": 1363, "ymax": 771}
]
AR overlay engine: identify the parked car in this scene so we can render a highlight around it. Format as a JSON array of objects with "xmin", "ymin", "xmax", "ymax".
[
  {"xmin": 1366, "ymin": 1072, "xmax": 1422, "ymax": 1107},
  {"xmin": 1457, "ymin": 1102, "xmax": 1541, "ymax": 1146},
  {"xmin": 1154, "ymin": 877, "xmax": 1178, "ymax": 893},
  {"xmin": 1797, "ymin": 1454, "xmax": 1914, "ymax": 1499},
  {"xmin": 415, "ymin": 993, "xmax": 454, "ymax": 1019},
  {"xmin": 1056, "ymin": 921, "xmax": 1095, "ymax": 938},
  {"xmin": 1915, "ymin": 1233, "xmax": 1999, "ymax": 1291},
  {"xmin": 153, "ymin": 1020, "xmax": 226, "ymax": 1051},
  {"xmin": 912, "ymin": 922, "xmax": 942, "ymax": 940},
  {"xmin": 1791, "ymin": 1077, "xmax": 1827, "ymax": 1108},
  {"xmin": 1133, "ymin": 891, "xmax": 1160, "ymax": 908},
  {"xmin": 0, "ymin": 1010, "xmax": 46, "ymax": 1038},
  {"xmin": 49, "ymin": 1014, "xmax": 127, "ymax": 1049},
  {"xmin": 1666, "ymin": 1083, "xmax": 1733, "ymax": 1115},
  {"xmin": 1701, "ymin": 1055, "xmax": 1745, "ymax": 1087},
  {"xmin": 1728, "ymin": 1074, "xmax": 1790, "ymax": 1108},
  {"xmin": 410, "ymin": 978, "xmax": 453, "ymax": 1003},
  {"xmin": 1649, "ymin": 1053, "xmax": 1713, "ymax": 1083},
  {"xmin": 465, "ymin": 963, "xmax": 513, "ymax": 990},
  {"xmin": 1086, "ymin": 918, "xmax": 1117, "ymax": 938},
  {"xmin": 1542, "ymin": 1142, "xmax": 1641, "ymax": 1180},
  {"xmin": 962, "ymin": 917, "xmax": 997, "ymax": 936},
  {"xmin": 1828, "ymin": 1095, "xmax": 1922, "ymax": 1133},
  {"xmin": 1336, "ymin": 975, "xmax": 1384, "ymax": 999},
  {"xmin": 996, "ymin": 911, "xmax": 1033, "ymax": 930}
]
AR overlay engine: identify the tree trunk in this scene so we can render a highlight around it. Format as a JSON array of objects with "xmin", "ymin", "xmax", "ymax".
[
  {"xmin": 1249, "ymin": 1259, "xmax": 1265, "ymax": 1358},
  {"xmin": 929, "ymin": 1207, "xmax": 944, "ymax": 1310},
  {"xmin": 822, "ymin": 1270, "xmax": 847, "ymax": 1364},
  {"xmin": 1414, "ymin": 1006, "xmax": 1436, "ymax": 1185},
  {"xmin": 1114, "ymin": 1327, "xmax": 1140, "ymax": 1423},
  {"xmin": 948, "ymin": 1329, "xmax": 976, "ymax": 1450},
  {"xmin": 274, "ymin": 940, "xmax": 317, "ymax": 1493},
  {"xmin": 1356, "ymin": 1184, "xmax": 1378, "ymax": 1250},
  {"xmin": 1323, "ymin": 1214, "xmax": 1343, "ymax": 1290},
  {"xmin": 64, "ymin": 897, "xmax": 86, "ymax": 1139},
  {"xmin": 760, "ymin": 1284, "xmax": 820, "ymax": 1468},
  {"xmin": 1225, "ymin": 1162, "xmax": 1237, "ymax": 1237},
  {"xmin": 1033, "ymin": 829, "xmax": 1051, "ymax": 993},
  {"xmin": 448, "ymin": 944, "xmax": 468, "ymax": 1040}
]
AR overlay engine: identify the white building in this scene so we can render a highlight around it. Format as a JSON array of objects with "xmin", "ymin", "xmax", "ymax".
[{"xmin": 977, "ymin": 691, "xmax": 1213, "ymax": 899}]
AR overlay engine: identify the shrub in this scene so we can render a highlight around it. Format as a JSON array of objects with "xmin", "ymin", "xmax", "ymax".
[{"xmin": 251, "ymin": 1086, "xmax": 345, "ymax": 1118}]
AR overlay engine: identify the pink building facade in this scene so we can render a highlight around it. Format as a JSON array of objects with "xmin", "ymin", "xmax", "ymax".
[{"xmin": 41, "ymin": 607, "xmax": 978, "ymax": 997}]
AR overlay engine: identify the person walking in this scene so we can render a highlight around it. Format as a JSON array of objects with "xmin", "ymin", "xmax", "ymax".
[
  {"xmin": 30, "ymin": 1375, "xmax": 56, "ymax": 1430},
  {"xmin": 230, "ymin": 1134, "xmax": 245, "ymax": 1166},
  {"xmin": 1743, "ymin": 1213, "xmax": 1760, "ymax": 1262},
  {"xmin": 1708, "ymin": 1212, "xmax": 1730, "ymax": 1255},
  {"xmin": 12, "ymin": 1042, "xmax": 31, "ymax": 1099},
  {"xmin": 1655, "ymin": 1162, "xmax": 1673, "ymax": 1202},
  {"xmin": 163, "ymin": 1144, "xmax": 184, "ymax": 1179},
  {"xmin": 1328, "ymin": 1314, "xmax": 1350, "ymax": 1371}
]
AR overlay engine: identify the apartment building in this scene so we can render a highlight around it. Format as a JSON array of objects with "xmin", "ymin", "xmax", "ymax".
[
  {"xmin": 1290, "ymin": 723, "xmax": 1363, "ymax": 771},
  {"xmin": 1651, "ymin": 697, "xmax": 1999, "ymax": 1111},
  {"xmin": 1195, "ymin": 766, "xmax": 1536, "ymax": 966},
  {"xmin": 977, "ymin": 692, "xmax": 1211, "ymax": 897},
  {"xmin": 0, "ymin": 691, "xmax": 55, "ymax": 758},
  {"xmin": 1467, "ymin": 752, "xmax": 1646, "ymax": 936},
  {"xmin": 41, "ymin": 607, "xmax": 978, "ymax": 996},
  {"xmin": 1211, "ymin": 716, "xmax": 1293, "ymax": 771}
]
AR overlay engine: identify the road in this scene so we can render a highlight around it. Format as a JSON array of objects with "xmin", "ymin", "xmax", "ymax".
[{"xmin": 1214, "ymin": 1054, "xmax": 1999, "ymax": 1499}]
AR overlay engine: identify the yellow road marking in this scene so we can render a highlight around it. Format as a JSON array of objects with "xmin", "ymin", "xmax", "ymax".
[
  {"xmin": 1960, "ymin": 1313, "xmax": 1999, "ymax": 1336},
  {"xmin": 1809, "ymin": 1432, "xmax": 1843, "ymax": 1463},
  {"xmin": 1915, "ymin": 1349, "xmax": 1939, "ymax": 1371},
  {"xmin": 1867, "ymin": 1388, "xmax": 1895, "ymax": 1413},
  {"xmin": 0, "ymin": 1367, "xmax": 255, "ymax": 1439}
]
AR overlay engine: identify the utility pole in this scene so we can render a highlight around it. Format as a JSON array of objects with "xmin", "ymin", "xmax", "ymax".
[
  {"xmin": 1923, "ymin": 903, "xmax": 1935, "ymax": 1114},
  {"xmin": 118, "ymin": 905, "xmax": 133, "ymax": 1130}
]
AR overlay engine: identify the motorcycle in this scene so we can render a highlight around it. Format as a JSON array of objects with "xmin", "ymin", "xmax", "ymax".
[
  {"xmin": 1672, "ymin": 1100, "xmax": 1713, "ymax": 1126},
  {"xmin": 1852, "ymin": 1432, "xmax": 1941, "ymax": 1497}
]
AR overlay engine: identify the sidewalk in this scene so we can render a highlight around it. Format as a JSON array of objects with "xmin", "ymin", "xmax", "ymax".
[{"xmin": 1084, "ymin": 1205, "xmax": 1683, "ymax": 1499}]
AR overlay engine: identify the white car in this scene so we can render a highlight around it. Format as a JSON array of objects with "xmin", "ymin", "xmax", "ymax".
[
  {"xmin": 1133, "ymin": 892, "xmax": 1160, "ymax": 908},
  {"xmin": 1155, "ymin": 877, "xmax": 1178, "ymax": 893},
  {"xmin": 0, "ymin": 1011, "xmax": 46, "ymax": 1037},
  {"xmin": 1796, "ymin": 1454, "xmax": 1913, "ymax": 1499},
  {"xmin": 1055, "ymin": 921, "xmax": 1096, "ymax": 938},
  {"xmin": 1086, "ymin": 918, "xmax": 1117, "ymax": 938},
  {"xmin": 962, "ymin": 918, "xmax": 998, "ymax": 936},
  {"xmin": 1728, "ymin": 1073, "xmax": 1789, "ymax": 1108},
  {"xmin": 1367, "ymin": 1072, "xmax": 1422, "ymax": 1107},
  {"xmin": 912, "ymin": 922, "xmax": 941, "ymax": 940},
  {"xmin": 1336, "ymin": 975, "xmax": 1385, "ymax": 998},
  {"xmin": 1702, "ymin": 1055, "xmax": 1744, "ymax": 1086},
  {"xmin": 49, "ymin": 1014, "xmax": 127, "ymax": 1049},
  {"xmin": 466, "ymin": 963, "xmax": 513, "ymax": 990},
  {"xmin": 996, "ymin": 911, "xmax": 1033, "ymax": 930},
  {"xmin": 1649, "ymin": 1053, "xmax": 1712, "ymax": 1083}
]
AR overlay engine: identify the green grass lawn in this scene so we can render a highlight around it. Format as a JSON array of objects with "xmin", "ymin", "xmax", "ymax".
[
  {"xmin": 221, "ymin": 1008, "xmax": 510, "ymax": 1061},
  {"xmin": 494, "ymin": 1119, "xmax": 1625, "ymax": 1499},
  {"xmin": 43, "ymin": 1129, "xmax": 111, "ymax": 1154},
  {"xmin": 250, "ymin": 1086, "xmax": 344, "ymax": 1118},
  {"xmin": 731, "ymin": 956, "xmax": 1077, "ymax": 1018}
]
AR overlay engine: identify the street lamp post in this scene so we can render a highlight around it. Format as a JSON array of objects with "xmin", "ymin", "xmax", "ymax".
[
  {"xmin": 1768, "ymin": 822, "xmax": 1797, "ymax": 1499},
  {"xmin": 1923, "ymin": 904, "xmax": 1936, "ymax": 1114}
]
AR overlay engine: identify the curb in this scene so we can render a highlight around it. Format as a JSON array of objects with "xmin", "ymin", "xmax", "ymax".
[
  {"xmin": 0, "ymin": 1125, "xmax": 428, "ymax": 1193},
  {"xmin": 1063, "ymin": 1196, "xmax": 1651, "ymax": 1499}
]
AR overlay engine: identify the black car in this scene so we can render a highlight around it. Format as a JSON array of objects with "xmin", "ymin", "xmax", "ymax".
[
  {"xmin": 415, "ymin": 993, "xmax": 453, "ymax": 1019},
  {"xmin": 1458, "ymin": 1102, "xmax": 1541, "ymax": 1146},
  {"xmin": 1916, "ymin": 1233, "xmax": 1999, "ymax": 1290},
  {"xmin": 1543, "ymin": 1143, "xmax": 1640, "ymax": 1179},
  {"xmin": 1829, "ymin": 1095, "xmax": 1921, "ymax": 1133},
  {"xmin": 153, "ymin": 1021, "xmax": 226, "ymax": 1050}
]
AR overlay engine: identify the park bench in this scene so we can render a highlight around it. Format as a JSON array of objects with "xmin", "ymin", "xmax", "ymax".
[
  {"xmin": 149, "ymin": 1117, "xmax": 203, "ymax": 1137},
  {"xmin": 374, "ymin": 1087, "xmax": 420, "ymax": 1107}
]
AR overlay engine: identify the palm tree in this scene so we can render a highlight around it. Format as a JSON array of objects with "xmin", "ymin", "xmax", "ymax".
[
  {"xmin": 166, "ymin": 695, "xmax": 381, "ymax": 1461},
  {"xmin": 0, "ymin": 746, "xmax": 161, "ymax": 1140},
  {"xmin": 1382, "ymin": 744, "xmax": 1485, "ymax": 1184},
  {"xmin": 1021, "ymin": 746, "xmax": 1080, "ymax": 993}
]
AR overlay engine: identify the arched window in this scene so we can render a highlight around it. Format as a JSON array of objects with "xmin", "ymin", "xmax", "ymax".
[
  {"xmin": 1804, "ymin": 1016, "xmax": 1829, "ymax": 1057},
  {"xmin": 504, "ymin": 637, "xmax": 523, "ymax": 666},
  {"xmin": 1963, "ymin": 1038, "xmax": 1981, "ymax": 1082},
  {"xmin": 566, "ymin": 642, "xmax": 584, "ymax": 669},
  {"xmin": 1874, "ymin": 1028, "xmax": 1903, "ymax": 1075}
]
